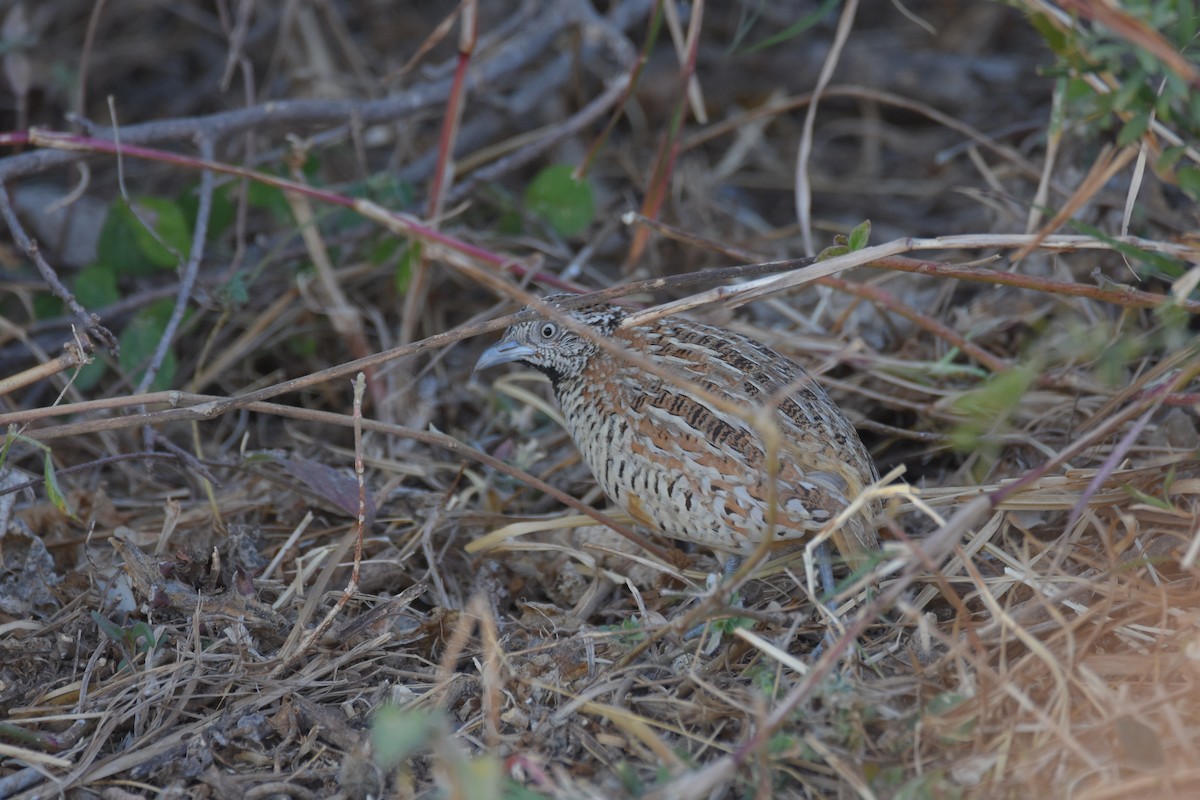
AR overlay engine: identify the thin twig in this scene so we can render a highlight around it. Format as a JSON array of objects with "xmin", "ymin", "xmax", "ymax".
[
  {"xmin": 0, "ymin": 184, "xmax": 116, "ymax": 350},
  {"xmin": 135, "ymin": 136, "xmax": 216, "ymax": 396}
]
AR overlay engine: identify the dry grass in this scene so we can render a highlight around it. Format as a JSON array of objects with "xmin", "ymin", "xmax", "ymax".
[{"xmin": 2, "ymin": 1, "xmax": 1199, "ymax": 798}]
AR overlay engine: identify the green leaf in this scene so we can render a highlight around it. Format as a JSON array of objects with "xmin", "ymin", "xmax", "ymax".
[
  {"xmin": 524, "ymin": 164, "xmax": 594, "ymax": 237},
  {"xmin": 44, "ymin": 453, "xmax": 79, "ymax": 521},
  {"xmin": 1157, "ymin": 145, "xmax": 1186, "ymax": 172},
  {"xmin": 1028, "ymin": 12, "xmax": 1069, "ymax": 55},
  {"xmin": 97, "ymin": 197, "xmax": 192, "ymax": 274},
  {"xmin": 1065, "ymin": 217, "xmax": 1185, "ymax": 279},
  {"xmin": 246, "ymin": 179, "xmax": 290, "ymax": 219},
  {"xmin": 128, "ymin": 196, "xmax": 192, "ymax": 269},
  {"xmin": 179, "ymin": 181, "xmax": 237, "ymax": 242},
  {"xmin": 127, "ymin": 621, "xmax": 158, "ymax": 652},
  {"xmin": 97, "ymin": 202, "xmax": 156, "ymax": 276},
  {"xmin": 1178, "ymin": 166, "xmax": 1200, "ymax": 199},
  {"xmin": 1064, "ymin": 77, "xmax": 1091, "ymax": 104},
  {"xmin": 1121, "ymin": 483, "xmax": 1175, "ymax": 511},
  {"xmin": 91, "ymin": 611, "xmax": 127, "ymax": 643},
  {"xmin": 72, "ymin": 356, "xmax": 109, "ymax": 393},
  {"xmin": 371, "ymin": 705, "xmax": 437, "ymax": 770},
  {"xmin": 816, "ymin": 245, "xmax": 849, "ymax": 260},
  {"xmin": 74, "ymin": 265, "xmax": 119, "ymax": 308},
  {"xmin": 1116, "ymin": 112, "xmax": 1151, "ymax": 146},
  {"xmin": 953, "ymin": 364, "xmax": 1036, "ymax": 419},
  {"xmin": 395, "ymin": 240, "xmax": 421, "ymax": 294},
  {"xmin": 949, "ymin": 364, "xmax": 1037, "ymax": 454},
  {"xmin": 117, "ymin": 299, "xmax": 177, "ymax": 392},
  {"xmin": 847, "ymin": 219, "xmax": 871, "ymax": 251},
  {"xmin": 32, "ymin": 293, "xmax": 63, "ymax": 320}
]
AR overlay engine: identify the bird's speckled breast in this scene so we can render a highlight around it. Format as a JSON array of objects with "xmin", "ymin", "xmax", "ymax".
[{"xmin": 551, "ymin": 318, "xmax": 877, "ymax": 556}]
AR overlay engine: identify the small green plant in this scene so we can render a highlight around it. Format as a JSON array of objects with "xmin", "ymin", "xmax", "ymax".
[
  {"xmin": 711, "ymin": 612, "xmax": 754, "ymax": 637},
  {"xmin": 115, "ymin": 297, "xmax": 182, "ymax": 392},
  {"xmin": 91, "ymin": 611, "xmax": 161, "ymax": 673},
  {"xmin": 818, "ymin": 219, "xmax": 872, "ymax": 260},
  {"xmin": 1024, "ymin": 0, "xmax": 1200, "ymax": 200},
  {"xmin": 948, "ymin": 362, "xmax": 1039, "ymax": 456},
  {"xmin": 602, "ymin": 615, "xmax": 648, "ymax": 647},
  {"xmin": 523, "ymin": 164, "xmax": 595, "ymax": 238},
  {"xmin": 371, "ymin": 704, "xmax": 544, "ymax": 799},
  {"xmin": 1, "ymin": 430, "xmax": 78, "ymax": 521}
]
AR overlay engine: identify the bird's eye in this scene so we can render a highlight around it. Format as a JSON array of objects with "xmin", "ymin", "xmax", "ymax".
[{"xmin": 538, "ymin": 322, "xmax": 558, "ymax": 340}]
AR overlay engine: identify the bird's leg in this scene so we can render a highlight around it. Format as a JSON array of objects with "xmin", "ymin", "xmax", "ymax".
[
  {"xmin": 809, "ymin": 540, "xmax": 844, "ymax": 661},
  {"xmin": 815, "ymin": 541, "xmax": 838, "ymax": 602},
  {"xmin": 722, "ymin": 554, "xmax": 741, "ymax": 581},
  {"xmin": 683, "ymin": 555, "xmax": 745, "ymax": 644}
]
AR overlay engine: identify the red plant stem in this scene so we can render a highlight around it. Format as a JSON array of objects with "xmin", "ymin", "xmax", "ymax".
[
  {"xmin": 0, "ymin": 129, "xmax": 582, "ymax": 293},
  {"xmin": 426, "ymin": 2, "xmax": 475, "ymax": 223}
]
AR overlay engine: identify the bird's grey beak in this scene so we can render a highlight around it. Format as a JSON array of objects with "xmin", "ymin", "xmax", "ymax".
[{"xmin": 474, "ymin": 340, "xmax": 536, "ymax": 372}]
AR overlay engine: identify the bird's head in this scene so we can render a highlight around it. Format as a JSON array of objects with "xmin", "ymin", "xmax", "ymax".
[{"xmin": 474, "ymin": 294, "xmax": 626, "ymax": 385}]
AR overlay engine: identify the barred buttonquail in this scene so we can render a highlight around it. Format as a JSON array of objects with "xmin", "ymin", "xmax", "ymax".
[{"xmin": 475, "ymin": 294, "xmax": 880, "ymax": 574}]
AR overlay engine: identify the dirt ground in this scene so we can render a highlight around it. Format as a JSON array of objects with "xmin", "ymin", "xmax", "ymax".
[{"xmin": 1, "ymin": 1, "xmax": 1198, "ymax": 798}]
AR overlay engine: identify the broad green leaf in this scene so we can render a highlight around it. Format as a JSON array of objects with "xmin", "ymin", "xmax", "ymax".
[
  {"xmin": 118, "ymin": 299, "xmax": 177, "ymax": 392},
  {"xmin": 1116, "ymin": 112, "xmax": 1151, "ymax": 146},
  {"xmin": 127, "ymin": 621, "xmax": 158, "ymax": 652},
  {"xmin": 847, "ymin": 219, "xmax": 871, "ymax": 251},
  {"xmin": 128, "ymin": 196, "xmax": 191, "ymax": 269},
  {"xmin": 246, "ymin": 180, "xmax": 289, "ymax": 219},
  {"xmin": 74, "ymin": 265, "xmax": 119, "ymax": 308},
  {"xmin": 1028, "ymin": 12, "xmax": 1068, "ymax": 55},
  {"xmin": 91, "ymin": 611, "xmax": 127, "ymax": 642},
  {"xmin": 1157, "ymin": 145, "xmax": 1186, "ymax": 172},
  {"xmin": 817, "ymin": 245, "xmax": 849, "ymax": 260},
  {"xmin": 98, "ymin": 202, "xmax": 156, "ymax": 276},
  {"xmin": 524, "ymin": 164, "xmax": 594, "ymax": 237},
  {"xmin": 72, "ymin": 355, "xmax": 109, "ymax": 393},
  {"xmin": 1066, "ymin": 218, "xmax": 1186, "ymax": 279}
]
